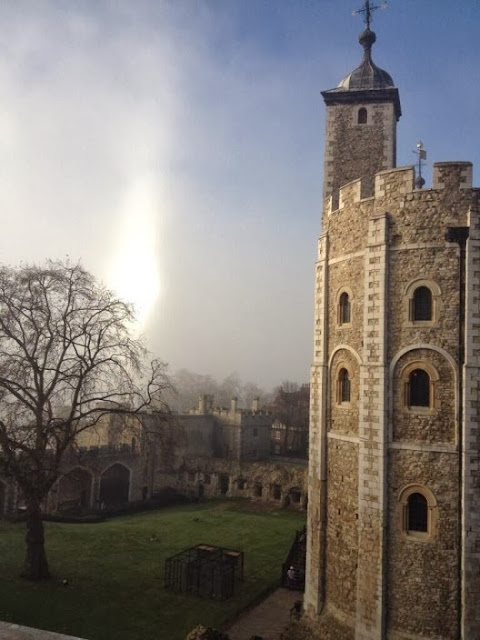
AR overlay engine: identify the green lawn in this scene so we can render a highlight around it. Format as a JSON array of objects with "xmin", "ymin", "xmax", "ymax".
[{"xmin": 0, "ymin": 501, "xmax": 305, "ymax": 640}]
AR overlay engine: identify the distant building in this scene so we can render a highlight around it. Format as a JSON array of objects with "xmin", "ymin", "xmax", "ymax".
[
  {"xmin": 0, "ymin": 394, "xmax": 307, "ymax": 517},
  {"xmin": 271, "ymin": 420, "xmax": 308, "ymax": 457},
  {"xmin": 189, "ymin": 394, "xmax": 271, "ymax": 461}
]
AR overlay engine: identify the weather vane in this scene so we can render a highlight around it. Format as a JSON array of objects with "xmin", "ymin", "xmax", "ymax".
[
  {"xmin": 413, "ymin": 141, "xmax": 427, "ymax": 189},
  {"xmin": 353, "ymin": 1, "xmax": 388, "ymax": 30}
]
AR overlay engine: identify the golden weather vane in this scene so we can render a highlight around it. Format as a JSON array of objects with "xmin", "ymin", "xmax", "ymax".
[{"xmin": 352, "ymin": 0, "xmax": 388, "ymax": 30}]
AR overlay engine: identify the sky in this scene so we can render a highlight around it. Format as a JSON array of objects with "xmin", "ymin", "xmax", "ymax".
[{"xmin": 0, "ymin": 1, "xmax": 479, "ymax": 392}]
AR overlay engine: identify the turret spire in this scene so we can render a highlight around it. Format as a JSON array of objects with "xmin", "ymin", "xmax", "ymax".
[
  {"xmin": 353, "ymin": 0, "xmax": 387, "ymax": 31},
  {"xmin": 334, "ymin": 0, "xmax": 394, "ymax": 91}
]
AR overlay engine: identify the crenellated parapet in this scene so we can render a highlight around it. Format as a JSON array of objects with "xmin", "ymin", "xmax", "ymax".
[
  {"xmin": 324, "ymin": 163, "xmax": 479, "ymax": 259},
  {"xmin": 328, "ymin": 161, "xmax": 476, "ymax": 217}
]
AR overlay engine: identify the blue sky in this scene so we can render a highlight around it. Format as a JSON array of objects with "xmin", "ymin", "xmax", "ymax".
[{"xmin": 0, "ymin": 1, "xmax": 479, "ymax": 393}]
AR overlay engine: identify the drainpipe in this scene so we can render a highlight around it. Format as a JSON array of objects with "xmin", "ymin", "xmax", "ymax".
[{"xmin": 446, "ymin": 226, "xmax": 469, "ymax": 640}]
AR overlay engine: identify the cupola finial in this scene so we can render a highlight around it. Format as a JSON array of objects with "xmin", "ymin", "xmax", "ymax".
[
  {"xmin": 353, "ymin": 0, "xmax": 387, "ymax": 31},
  {"xmin": 335, "ymin": 0, "xmax": 396, "ymax": 92}
]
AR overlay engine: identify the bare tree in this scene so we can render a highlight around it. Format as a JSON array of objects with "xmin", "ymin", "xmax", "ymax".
[
  {"xmin": 270, "ymin": 381, "xmax": 309, "ymax": 457},
  {"xmin": 0, "ymin": 260, "xmax": 171, "ymax": 580}
]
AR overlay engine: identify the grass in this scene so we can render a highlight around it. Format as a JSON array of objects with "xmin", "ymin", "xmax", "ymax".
[{"xmin": 0, "ymin": 500, "xmax": 305, "ymax": 640}]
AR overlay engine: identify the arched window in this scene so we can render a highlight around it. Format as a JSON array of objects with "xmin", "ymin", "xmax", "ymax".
[
  {"xmin": 408, "ymin": 369, "xmax": 430, "ymax": 407},
  {"xmin": 405, "ymin": 279, "xmax": 441, "ymax": 325},
  {"xmin": 398, "ymin": 484, "xmax": 438, "ymax": 538},
  {"xmin": 339, "ymin": 368, "xmax": 351, "ymax": 403},
  {"xmin": 339, "ymin": 292, "xmax": 351, "ymax": 324},
  {"xmin": 407, "ymin": 493, "xmax": 428, "ymax": 532},
  {"xmin": 357, "ymin": 107, "xmax": 367, "ymax": 124},
  {"xmin": 412, "ymin": 286, "xmax": 432, "ymax": 321}
]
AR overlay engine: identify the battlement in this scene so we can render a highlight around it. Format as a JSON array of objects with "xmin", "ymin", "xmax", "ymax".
[
  {"xmin": 328, "ymin": 161, "xmax": 475, "ymax": 215},
  {"xmin": 432, "ymin": 162, "xmax": 473, "ymax": 190},
  {"xmin": 339, "ymin": 178, "xmax": 362, "ymax": 209},
  {"xmin": 375, "ymin": 166, "xmax": 415, "ymax": 199}
]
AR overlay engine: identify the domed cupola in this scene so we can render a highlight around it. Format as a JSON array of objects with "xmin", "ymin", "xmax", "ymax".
[{"xmin": 338, "ymin": 27, "xmax": 395, "ymax": 90}]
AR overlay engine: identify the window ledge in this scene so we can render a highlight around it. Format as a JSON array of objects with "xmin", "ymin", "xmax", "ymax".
[
  {"xmin": 404, "ymin": 406, "xmax": 434, "ymax": 415},
  {"xmin": 403, "ymin": 530, "xmax": 433, "ymax": 542},
  {"xmin": 405, "ymin": 321, "xmax": 439, "ymax": 328}
]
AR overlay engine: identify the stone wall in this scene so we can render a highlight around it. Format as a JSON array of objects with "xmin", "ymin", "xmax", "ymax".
[
  {"xmin": 325, "ymin": 440, "xmax": 358, "ymax": 616},
  {"xmin": 158, "ymin": 456, "xmax": 308, "ymax": 509},
  {"xmin": 323, "ymin": 101, "xmax": 396, "ymax": 206},
  {"xmin": 391, "ymin": 348, "xmax": 456, "ymax": 444},
  {"xmin": 329, "ymin": 349, "xmax": 360, "ymax": 437},
  {"xmin": 387, "ymin": 450, "xmax": 459, "ymax": 639}
]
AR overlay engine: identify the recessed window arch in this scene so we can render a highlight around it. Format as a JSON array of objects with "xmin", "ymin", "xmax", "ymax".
[
  {"xmin": 338, "ymin": 367, "xmax": 351, "ymax": 403},
  {"xmin": 357, "ymin": 107, "xmax": 368, "ymax": 124},
  {"xmin": 408, "ymin": 368, "xmax": 430, "ymax": 407},
  {"xmin": 407, "ymin": 493, "xmax": 428, "ymax": 532},
  {"xmin": 401, "ymin": 361, "xmax": 439, "ymax": 411},
  {"xmin": 405, "ymin": 279, "xmax": 442, "ymax": 325},
  {"xmin": 336, "ymin": 287, "xmax": 353, "ymax": 326},
  {"xmin": 398, "ymin": 484, "xmax": 438, "ymax": 538},
  {"xmin": 412, "ymin": 286, "xmax": 432, "ymax": 321}
]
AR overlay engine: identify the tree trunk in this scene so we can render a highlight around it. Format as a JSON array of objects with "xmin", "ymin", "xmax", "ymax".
[{"xmin": 23, "ymin": 501, "xmax": 50, "ymax": 580}]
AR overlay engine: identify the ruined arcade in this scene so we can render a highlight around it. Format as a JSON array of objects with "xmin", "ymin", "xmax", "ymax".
[{"xmin": 304, "ymin": 4, "xmax": 480, "ymax": 640}]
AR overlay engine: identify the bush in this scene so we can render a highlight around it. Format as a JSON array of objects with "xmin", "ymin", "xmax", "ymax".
[{"xmin": 185, "ymin": 626, "xmax": 230, "ymax": 640}]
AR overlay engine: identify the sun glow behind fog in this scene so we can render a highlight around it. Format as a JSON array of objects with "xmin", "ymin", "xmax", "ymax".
[{"xmin": 107, "ymin": 176, "xmax": 162, "ymax": 331}]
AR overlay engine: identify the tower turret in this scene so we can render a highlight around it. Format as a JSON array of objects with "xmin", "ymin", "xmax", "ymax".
[{"xmin": 322, "ymin": 20, "xmax": 401, "ymax": 206}]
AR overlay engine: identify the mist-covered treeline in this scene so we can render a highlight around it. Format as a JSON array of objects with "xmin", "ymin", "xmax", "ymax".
[{"xmin": 165, "ymin": 369, "xmax": 272, "ymax": 413}]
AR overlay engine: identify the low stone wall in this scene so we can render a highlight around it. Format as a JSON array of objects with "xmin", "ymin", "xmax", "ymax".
[
  {"xmin": 156, "ymin": 456, "xmax": 308, "ymax": 509},
  {"xmin": 0, "ymin": 621, "xmax": 86, "ymax": 640}
]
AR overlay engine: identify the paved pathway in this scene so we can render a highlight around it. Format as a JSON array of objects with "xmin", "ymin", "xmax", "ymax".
[{"xmin": 226, "ymin": 588, "xmax": 301, "ymax": 640}]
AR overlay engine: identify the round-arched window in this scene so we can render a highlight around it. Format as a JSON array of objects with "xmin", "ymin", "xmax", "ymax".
[
  {"xmin": 413, "ymin": 286, "xmax": 433, "ymax": 321},
  {"xmin": 407, "ymin": 492, "xmax": 428, "ymax": 532},
  {"xmin": 358, "ymin": 107, "xmax": 367, "ymax": 124},
  {"xmin": 339, "ymin": 292, "xmax": 351, "ymax": 324},
  {"xmin": 339, "ymin": 368, "xmax": 351, "ymax": 403},
  {"xmin": 408, "ymin": 369, "xmax": 430, "ymax": 407}
]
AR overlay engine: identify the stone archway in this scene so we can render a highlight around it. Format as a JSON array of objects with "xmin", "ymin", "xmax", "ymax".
[
  {"xmin": 286, "ymin": 486, "xmax": 302, "ymax": 508},
  {"xmin": 99, "ymin": 463, "xmax": 130, "ymax": 506},
  {"xmin": 219, "ymin": 474, "xmax": 229, "ymax": 495},
  {"xmin": 57, "ymin": 467, "xmax": 93, "ymax": 512}
]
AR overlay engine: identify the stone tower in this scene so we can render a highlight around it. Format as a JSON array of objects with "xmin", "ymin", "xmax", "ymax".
[
  {"xmin": 322, "ymin": 26, "xmax": 400, "ymax": 207},
  {"xmin": 304, "ymin": 13, "xmax": 480, "ymax": 640}
]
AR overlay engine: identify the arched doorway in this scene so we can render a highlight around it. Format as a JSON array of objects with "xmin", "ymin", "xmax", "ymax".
[
  {"xmin": 219, "ymin": 474, "xmax": 229, "ymax": 495},
  {"xmin": 100, "ymin": 464, "xmax": 130, "ymax": 506},
  {"xmin": 57, "ymin": 468, "xmax": 92, "ymax": 511}
]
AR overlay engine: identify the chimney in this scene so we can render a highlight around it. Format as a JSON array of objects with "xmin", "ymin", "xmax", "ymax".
[
  {"xmin": 230, "ymin": 397, "xmax": 238, "ymax": 413},
  {"xmin": 251, "ymin": 397, "xmax": 260, "ymax": 412}
]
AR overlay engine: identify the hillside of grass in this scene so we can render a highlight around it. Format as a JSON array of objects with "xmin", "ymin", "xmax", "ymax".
[{"xmin": 0, "ymin": 500, "xmax": 305, "ymax": 640}]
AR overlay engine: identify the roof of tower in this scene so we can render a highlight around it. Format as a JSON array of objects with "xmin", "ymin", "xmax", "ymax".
[{"xmin": 337, "ymin": 27, "xmax": 395, "ymax": 91}]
